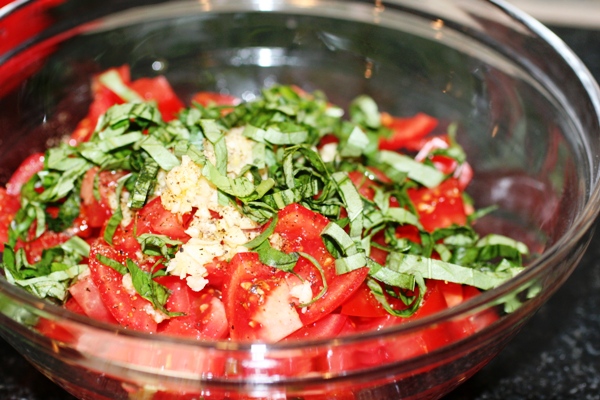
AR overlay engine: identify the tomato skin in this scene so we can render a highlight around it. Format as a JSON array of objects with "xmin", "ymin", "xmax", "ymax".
[
  {"xmin": 284, "ymin": 313, "xmax": 349, "ymax": 341},
  {"xmin": 223, "ymin": 252, "xmax": 300, "ymax": 342},
  {"xmin": 408, "ymin": 178, "xmax": 467, "ymax": 232},
  {"xmin": 35, "ymin": 317, "xmax": 76, "ymax": 343},
  {"xmin": 275, "ymin": 204, "xmax": 369, "ymax": 326},
  {"xmin": 129, "ymin": 76, "xmax": 184, "ymax": 121},
  {"xmin": 379, "ymin": 113, "xmax": 438, "ymax": 151},
  {"xmin": 68, "ymin": 273, "xmax": 118, "ymax": 324},
  {"xmin": 79, "ymin": 167, "xmax": 127, "ymax": 228},
  {"xmin": 462, "ymin": 285, "xmax": 499, "ymax": 332},
  {"xmin": 16, "ymin": 230, "xmax": 71, "ymax": 264},
  {"xmin": 156, "ymin": 276, "xmax": 228, "ymax": 340},
  {"xmin": 6, "ymin": 152, "xmax": 45, "ymax": 196},
  {"xmin": 191, "ymin": 92, "xmax": 239, "ymax": 107},
  {"xmin": 0, "ymin": 188, "xmax": 21, "ymax": 250},
  {"xmin": 340, "ymin": 283, "xmax": 389, "ymax": 318},
  {"xmin": 135, "ymin": 197, "xmax": 191, "ymax": 241},
  {"xmin": 88, "ymin": 239, "xmax": 158, "ymax": 332}
]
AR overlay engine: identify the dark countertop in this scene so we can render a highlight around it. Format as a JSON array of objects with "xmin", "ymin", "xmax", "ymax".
[{"xmin": 1, "ymin": 26, "xmax": 600, "ymax": 400}]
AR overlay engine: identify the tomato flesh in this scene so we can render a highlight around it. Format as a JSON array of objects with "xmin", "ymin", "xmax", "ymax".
[
  {"xmin": 88, "ymin": 240, "xmax": 158, "ymax": 332},
  {"xmin": 223, "ymin": 252, "xmax": 302, "ymax": 342}
]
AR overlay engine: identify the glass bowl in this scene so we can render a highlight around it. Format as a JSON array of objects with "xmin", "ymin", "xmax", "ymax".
[{"xmin": 1, "ymin": 0, "xmax": 600, "ymax": 399}]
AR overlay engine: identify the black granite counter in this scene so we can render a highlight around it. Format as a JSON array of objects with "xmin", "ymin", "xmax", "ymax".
[{"xmin": 1, "ymin": 26, "xmax": 600, "ymax": 400}]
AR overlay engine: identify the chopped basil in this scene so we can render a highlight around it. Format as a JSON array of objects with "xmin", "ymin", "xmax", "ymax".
[
  {"xmin": 136, "ymin": 233, "xmax": 182, "ymax": 259},
  {"xmin": 2, "ymin": 237, "xmax": 89, "ymax": 302}
]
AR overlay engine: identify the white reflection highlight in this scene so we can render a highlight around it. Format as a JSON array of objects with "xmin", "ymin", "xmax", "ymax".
[{"xmin": 257, "ymin": 48, "xmax": 276, "ymax": 67}]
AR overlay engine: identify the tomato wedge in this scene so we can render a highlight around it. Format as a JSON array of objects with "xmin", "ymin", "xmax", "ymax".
[
  {"xmin": 135, "ymin": 197, "xmax": 191, "ymax": 241},
  {"xmin": 408, "ymin": 178, "xmax": 467, "ymax": 232},
  {"xmin": 223, "ymin": 252, "xmax": 302, "ymax": 342},
  {"xmin": 157, "ymin": 276, "xmax": 228, "ymax": 340},
  {"xmin": 6, "ymin": 152, "xmax": 45, "ymax": 196},
  {"xmin": 0, "ymin": 188, "xmax": 20, "ymax": 250},
  {"xmin": 88, "ymin": 239, "xmax": 158, "ymax": 332},
  {"xmin": 80, "ymin": 167, "xmax": 128, "ymax": 228},
  {"xmin": 379, "ymin": 112, "xmax": 438, "ymax": 151},
  {"xmin": 129, "ymin": 76, "xmax": 184, "ymax": 121},
  {"xmin": 275, "ymin": 204, "xmax": 369, "ymax": 326},
  {"xmin": 68, "ymin": 273, "xmax": 118, "ymax": 324}
]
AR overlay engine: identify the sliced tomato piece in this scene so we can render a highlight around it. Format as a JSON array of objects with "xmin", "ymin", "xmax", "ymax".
[
  {"xmin": 430, "ymin": 154, "xmax": 458, "ymax": 175},
  {"xmin": 88, "ymin": 239, "xmax": 158, "ymax": 332},
  {"xmin": 283, "ymin": 313, "xmax": 349, "ymax": 341},
  {"xmin": 80, "ymin": 167, "xmax": 127, "ymax": 228},
  {"xmin": 6, "ymin": 152, "xmax": 45, "ymax": 196},
  {"xmin": 223, "ymin": 252, "xmax": 302, "ymax": 342},
  {"xmin": 68, "ymin": 273, "xmax": 118, "ymax": 324},
  {"xmin": 64, "ymin": 296, "xmax": 86, "ymax": 316},
  {"xmin": 191, "ymin": 92, "xmax": 240, "ymax": 107},
  {"xmin": 35, "ymin": 317, "xmax": 76, "ymax": 343},
  {"xmin": 15, "ymin": 230, "xmax": 71, "ymax": 264},
  {"xmin": 348, "ymin": 168, "xmax": 401, "ymax": 208},
  {"xmin": 0, "ymin": 188, "xmax": 21, "ymax": 250},
  {"xmin": 437, "ymin": 280, "xmax": 464, "ymax": 308},
  {"xmin": 408, "ymin": 178, "xmax": 467, "ymax": 232},
  {"xmin": 157, "ymin": 276, "xmax": 228, "ymax": 340},
  {"xmin": 203, "ymin": 259, "xmax": 229, "ymax": 291},
  {"xmin": 111, "ymin": 222, "xmax": 142, "ymax": 259},
  {"xmin": 348, "ymin": 170, "xmax": 377, "ymax": 201},
  {"xmin": 69, "ymin": 66, "xmax": 131, "ymax": 144},
  {"xmin": 129, "ymin": 76, "xmax": 184, "ymax": 121},
  {"xmin": 340, "ymin": 283, "xmax": 390, "ymax": 318},
  {"xmin": 135, "ymin": 197, "xmax": 191, "ymax": 241},
  {"xmin": 275, "ymin": 204, "xmax": 369, "ymax": 326},
  {"xmin": 462, "ymin": 285, "xmax": 499, "ymax": 333},
  {"xmin": 379, "ymin": 112, "xmax": 438, "ymax": 151}
]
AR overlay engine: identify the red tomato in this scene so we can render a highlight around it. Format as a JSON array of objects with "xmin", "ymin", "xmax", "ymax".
[
  {"xmin": 340, "ymin": 283, "xmax": 399, "ymax": 318},
  {"xmin": 157, "ymin": 276, "xmax": 228, "ymax": 340},
  {"xmin": 68, "ymin": 273, "xmax": 118, "ymax": 324},
  {"xmin": 283, "ymin": 313, "xmax": 349, "ymax": 341},
  {"xmin": 0, "ymin": 188, "xmax": 21, "ymax": 250},
  {"xmin": 348, "ymin": 170, "xmax": 377, "ymax": 201},
  {"xmin": 191, "ymin": 92, "xmax": 240, "ymax": 107},
  {"xmin": 348, "ymin": 168, "xmax": 401, "ymax": 209},
  {"xmin": 63, "ymin": 297, "xmax": 86, "ymax": 316},
  {"xmin": 6, "ymin": 152, "xmax": 45, "ymax": 196},
  {"xmin": 203, "ymin": 259, "xmax": 229, "ymax": 291},
  {"xmin": 379, "ymin": 112, "xmax": 438, "ymax": 151},
  {"xmin": 430, "ymin": 154, "xmax": 458, "ymax": 175},
  {"xmin": 16, "ymin": 230, "xmax": 71, "ymax": 264},
  {"xmin": 80, "ymin": 167, "xmax": 127, "ymax": 228},
  {"xmin": 408, "ymin": 178, "xmax": 467, "ymax": 232},
  {"xmin": 462, "ymin": 285, "xmax": 499, "ymax": 333},
  {"xmin": 223, "ymin": 252, "xmax": 299, "ymax": 342},
  {"xmin": 437, "ymin": 280, "xmax": 464, "ymax": 308},
  {"xmin": 111, "ymin": 223, "xmax": 142, "ymax": 259},
  {"xmin": 88, "ymin": 239, "xmax": 158, "ymax": 332},
  {"xmin": 191, "ymin": 92, "xmax": 240, "ymax": 117},
  {"xmin": 129, "ymin": 76, "xmax": 185, "ymax": 121},
  {"xmin": 69, "ymin": 66, "xmax": 131, "ymax": 144},
  {"xmin": 35, "ymin": 318, "xmax": 76, "ymax": 343},
  {"xmin": 135, "ymin": 197, "xmax": 191, "ymax": 241},
  {"xmin": 275, "ymin": 204, "xmax": 369, "ymax": 326}
]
